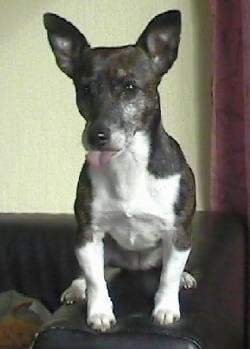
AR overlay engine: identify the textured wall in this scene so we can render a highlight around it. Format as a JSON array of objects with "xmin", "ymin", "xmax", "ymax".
[{"xmin": 0, "ymin": 0, "xmax": 212, "ymax": 213}]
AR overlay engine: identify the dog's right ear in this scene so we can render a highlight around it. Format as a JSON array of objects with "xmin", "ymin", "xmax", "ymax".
[{"xmin": 43, "ymin": 13, "xmax": 90, "ymax": 78}]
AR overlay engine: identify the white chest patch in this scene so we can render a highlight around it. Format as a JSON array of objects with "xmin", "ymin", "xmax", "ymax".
[{"xmin": 88, "ymin": 132, "xmax": 180, "ymax": 251}]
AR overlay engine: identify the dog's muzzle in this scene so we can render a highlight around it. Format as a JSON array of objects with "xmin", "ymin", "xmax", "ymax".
[{"xmin": 86, "ymin": 124, "xmax": 123, "ymax": 169}]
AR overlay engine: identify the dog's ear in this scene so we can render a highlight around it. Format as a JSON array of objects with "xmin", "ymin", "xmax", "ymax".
[
  {"xmin": 136, "ymin": 10, "xmax": 181, "ymax": 75},
  {"xmin": 43, "ymin": 13, "xmax": 90, "ymax": 78}
]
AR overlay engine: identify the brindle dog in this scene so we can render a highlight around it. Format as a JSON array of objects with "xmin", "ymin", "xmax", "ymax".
[{"xmin": 44, "ymin": 10, "xmax": 196, "ymax": 332}]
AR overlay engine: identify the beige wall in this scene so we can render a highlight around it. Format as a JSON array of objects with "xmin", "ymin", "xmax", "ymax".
[{"xmin": 0, "ymin": 0, "xmax": 212, "ymax": 213}]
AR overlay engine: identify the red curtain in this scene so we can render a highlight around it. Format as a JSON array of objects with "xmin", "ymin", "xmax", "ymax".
[{"xmin": 210, "ymin": 0, "xmax": 250, "ymax": 226}]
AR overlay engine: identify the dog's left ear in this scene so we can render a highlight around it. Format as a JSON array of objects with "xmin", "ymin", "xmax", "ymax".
[{"xmin": 136, "ymin": 10, "xmax": 181, "ymax": 75}]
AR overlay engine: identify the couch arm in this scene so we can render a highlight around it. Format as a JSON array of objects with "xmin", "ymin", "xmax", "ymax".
[{"xmin": 32, "ymin": 212, "xmax": 245, "ymax": 349}]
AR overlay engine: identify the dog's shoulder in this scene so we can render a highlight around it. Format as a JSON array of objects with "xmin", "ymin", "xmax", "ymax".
[
  {"xmin": 148, "ymin": 126, "xmax": 196, "ymax": 225},
  {"xmin": 74, "ymin": 162, "xmax": 92, "ymax": 230},
  {"xmin": 148, "ymin": 125, "xmax": 187, "ymax": 178}
]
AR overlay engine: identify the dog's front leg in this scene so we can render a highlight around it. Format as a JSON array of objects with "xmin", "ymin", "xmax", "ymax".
[
  {"xmin": 76, "ymin": 236, "xmax": 116, "ymax": 331},
  {"xmin": 152, "ymin": 232, "xmax": 190, "ymax": 325}
]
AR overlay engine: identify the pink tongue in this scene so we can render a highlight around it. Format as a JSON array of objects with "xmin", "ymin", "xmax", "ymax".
[{"xmin": 86, "ymin": 151, "xmax": 117, "ymax": 168}]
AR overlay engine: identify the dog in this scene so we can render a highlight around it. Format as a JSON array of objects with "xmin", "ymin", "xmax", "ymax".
[{"xmin": 44, "ymin": 10, "xmax": 196, "ymax": 332}]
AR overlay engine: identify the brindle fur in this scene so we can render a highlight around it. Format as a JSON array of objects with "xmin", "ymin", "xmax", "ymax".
[
  {"xmin": 174, "ymin": 166, "xmax": 196, "ymax": 250},
  {"xmin": 74, "ymin": 163, "xmax": 93, "ymax": 245},
  {"xmin": 44, "ymin": 10, "xmax": 195, "ymax": 264}
]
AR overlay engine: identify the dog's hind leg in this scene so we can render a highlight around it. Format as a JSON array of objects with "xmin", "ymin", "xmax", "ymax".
[
  {"xmin": 180, "ymin": 271, "xmax": 197, "ymax": 289},
  {"xmin": 60, "ymin": 267, "xmax": 196, "ymax": 306},
  {"xmin": 61, "ymin": 277, "xmax": 87, "ymax": 304}
]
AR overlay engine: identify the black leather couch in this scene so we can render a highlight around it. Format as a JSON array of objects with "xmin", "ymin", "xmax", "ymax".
[{"xmin": 0, "ymin": 212, "xmax": 245, "ymax": 348}]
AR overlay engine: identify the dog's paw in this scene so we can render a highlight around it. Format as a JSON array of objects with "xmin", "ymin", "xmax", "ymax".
[
  {"xmin": 87, "ymin": 312, "xmax": 116, "ymax": 332},
  {"xmin": 152, "ymin": 289, "xmax": 180, "ymax": 326},
  {"xmin": 87, "ymin": 289, "xmax": 116, "ymax": 332},
  {"xmin": 152, "ymin": 306, "xmax": 180, "ymax": 325},
  {"xmin": 61, "ymin": 278, "xmax": 86, "ymax": 304},
  {"xmin": 180, "ymin": 271, "xmax": 197, "ymax": 289}
]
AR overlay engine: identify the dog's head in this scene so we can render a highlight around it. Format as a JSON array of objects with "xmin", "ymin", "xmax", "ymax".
[{"xmin": 44, "ymin": 11, "xmax": 181, "ymax": 167}]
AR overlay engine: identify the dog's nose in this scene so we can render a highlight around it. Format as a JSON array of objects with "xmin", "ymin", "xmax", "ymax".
[{"xmin": 88, "ymin": 125, "xmax": 111, "ymax": 148}]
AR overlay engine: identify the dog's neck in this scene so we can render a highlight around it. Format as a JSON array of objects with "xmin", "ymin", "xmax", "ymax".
[{"xmin": 108, "ymin": 116, "xmax": 165, "ymax": 174}]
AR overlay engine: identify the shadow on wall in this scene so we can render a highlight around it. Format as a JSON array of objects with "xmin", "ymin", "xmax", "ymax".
[{"xmin": 191, "ymin": 1, "xmax": 213, "ymax": 210}]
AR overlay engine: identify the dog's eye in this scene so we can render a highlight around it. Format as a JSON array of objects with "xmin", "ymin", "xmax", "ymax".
[{"xmin": 123, "ymin": 81, "xmax": 137, "ymax": 94}]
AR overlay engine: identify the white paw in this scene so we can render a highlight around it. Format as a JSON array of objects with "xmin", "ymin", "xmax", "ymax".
[
  {"xmin": 61, "ymin": 278, "xmax": 86, "ymax": 304},
  {"xmin": 152, "ymin": 306, "xmax": 180, "ymax": 325},
  {"xmin": 180, "ymin": 271, "xmax": 197, "ymax": 289},
  {"xmin": 87, "ymin": 290, "xmax": 116, "ymax": 332},
  {"xmin": 87, "ymin": 312, "xmax": 116, "ymax": 332},
  {"xmin": 153, "ymin": 290, "xmax": 180, "ymax": 325}
]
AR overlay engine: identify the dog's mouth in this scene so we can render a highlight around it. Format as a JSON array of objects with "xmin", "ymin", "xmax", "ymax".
[
  {"xmin": 85, "ymin": 130, "xmax": 134, "ymax": 169},
  {"xmin": 86, "ymin": 149, "xmax": 122, "ymax": 169}
]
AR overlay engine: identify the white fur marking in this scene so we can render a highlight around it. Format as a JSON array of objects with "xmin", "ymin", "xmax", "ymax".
[
  {"xmin": 60, "ymin": 277, "xmax": 86, "ymax": 304},
  {"xmin": 89, "ymin": 131, "xmax": 181, "ymax": 251},
  {"xmin": 76, "ymin": 239, "xmax": 116, "ymax": 331},
  {"xmin": 109, "ymin": 129, "xmax": 127, "ymax": 150},
  {"xmin": 153, "ymin": 246, "xmax": 190, "ymax": 324}
]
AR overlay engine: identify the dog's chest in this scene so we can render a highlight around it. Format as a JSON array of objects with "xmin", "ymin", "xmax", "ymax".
[{"xmin": 88, "ymin": 133, "xmax": 180, "ymax": 251}]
